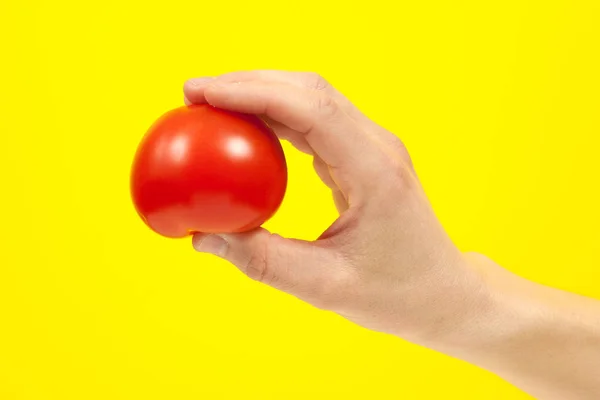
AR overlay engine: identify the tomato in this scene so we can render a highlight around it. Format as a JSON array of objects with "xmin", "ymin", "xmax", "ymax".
[{"xmin": 130, "ymin": 104, "xmax": 287, "ymax": 238}]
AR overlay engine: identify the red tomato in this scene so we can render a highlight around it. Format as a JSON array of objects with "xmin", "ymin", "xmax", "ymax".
[{"xmin": 130, "ymin": 104, "xmax": 287, "ymax": 238}]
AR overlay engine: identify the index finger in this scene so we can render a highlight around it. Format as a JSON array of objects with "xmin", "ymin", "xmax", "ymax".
[{"xmin": 203, "ymin": 79, "xmax": 387, "ymax": 200}]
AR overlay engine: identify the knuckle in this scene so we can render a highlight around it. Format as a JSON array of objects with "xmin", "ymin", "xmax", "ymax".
[
  {"xmin": 376, "ymin": 129, "xmax": 413, "ymax": 166},
  {"xmin": 392, "ymin": 138, "xmax": 414, "ymax": 168},
  {"xmin": 304, "ymin": 72, "xmax": 330, "ymax": 91},
  {"xmin": 313, "ymin": 92, "xmax": 339, "ymax": 120},
  {"xmin": 388, "ymin": 159, "xmax": 413, "ymax": 188},
  {"xmin": 374, "ymin": 156, "xmax": 414, "ymax": 197},
  {"xmin": 389, "ymin": 134, "xmax": 408, "ymax": 154},
  {"xmin": 244, "ymin": 250, "xmax": 269, "ymax": 283},
  {"xmin": 244, "ymin": 237, "xmax": 272, "ymax": 284},
  {"xmin": 375, "ymin": 137, "xmax": 416, "ymax": 190}
]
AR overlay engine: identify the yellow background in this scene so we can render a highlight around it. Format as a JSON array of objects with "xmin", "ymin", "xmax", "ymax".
[{"xmin": 1, "ymin": 0, "xmax": 599, "ymax": 398}]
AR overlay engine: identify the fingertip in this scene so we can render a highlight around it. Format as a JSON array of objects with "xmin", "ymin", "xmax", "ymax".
[
  {"xmin": 203, "ymin": 80, "xmax": 266, "ymax": 115},
  {"xmin": 192, "ymin": 233, "xmax": 229, "ymax": 257},
  {"xmin": 191, "ymin": 233, "xmax": 205, "ymax": 250},
  {"xmin": 183, "ymin": 77, "xmax": 216, "ymax": 104},
  {"xmin": 201, "ymin": 83, "xmax": 231, "ymax": 108}
]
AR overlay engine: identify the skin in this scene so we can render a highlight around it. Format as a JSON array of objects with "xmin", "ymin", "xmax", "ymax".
[{"xmin": 183, "ymin": 70, "xmax": 600, "ymax": 400}]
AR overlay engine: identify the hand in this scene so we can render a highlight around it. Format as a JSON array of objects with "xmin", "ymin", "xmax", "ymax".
[
  {"xmin": 183, "ymin": 70, "xmax": 490, "ymax": 346},
  {"xmin": 183, "ymin": 70, "xmax": 600, "ymax": 400}
]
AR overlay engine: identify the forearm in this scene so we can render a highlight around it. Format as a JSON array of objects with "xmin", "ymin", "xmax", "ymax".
[{"xmin": 443, "ymin": 254, "xmax": 600, "ymax": 399}]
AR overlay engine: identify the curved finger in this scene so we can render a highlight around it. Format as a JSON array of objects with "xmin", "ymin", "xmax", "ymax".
[
  {"xmin": 186, "ymin": 70, "xmax": 370, "ymax": 127},
  {"xmin": 203, "ymin": 80, "xmax": 387, "ymax": 198},
  {"xmin": 184, "ymin": 71, "xmax": 408, "ymax": 160}
]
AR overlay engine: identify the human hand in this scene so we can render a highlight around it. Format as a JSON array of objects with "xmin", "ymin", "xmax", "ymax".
[
  {"xmin": 182, "ymin": 70, "xmax": 490, "ymax": 347},
  {"xmin": 182, "ymin": 70, "xmax": 600, "ymax": 400}
]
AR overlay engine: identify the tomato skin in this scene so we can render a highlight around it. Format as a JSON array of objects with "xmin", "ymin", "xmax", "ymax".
[{"xmin": 130, "ymin": 104, "xmax": 287, "ymax": 238}]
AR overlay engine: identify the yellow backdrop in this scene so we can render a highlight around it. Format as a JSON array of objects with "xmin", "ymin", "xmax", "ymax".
[{"xmin": 1, "ymin": 0, "xmax": 598, "ymax": 398}]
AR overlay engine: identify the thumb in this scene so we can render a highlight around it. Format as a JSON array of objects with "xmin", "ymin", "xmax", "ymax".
[{"xmin": 192, "ymin": 228, "xmax": 338, "ymax": 299}]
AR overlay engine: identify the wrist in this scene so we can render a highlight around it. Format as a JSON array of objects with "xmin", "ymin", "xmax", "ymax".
[
  {"xmin": 434, "ymin": 253, "xmax": 600, "ymax": 399},
  {"xmin": 419, "ymin": 252, "xmax": 546, "ymax": 361}
]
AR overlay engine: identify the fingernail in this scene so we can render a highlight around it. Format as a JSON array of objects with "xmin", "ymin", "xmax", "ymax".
[
  {"xmin": 193, "ymin": 234, "xmax": 228, "ymax": 257},
  {"xmin": 186, "ymin": 77, "xmax": 215, "ymax": 87}
]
